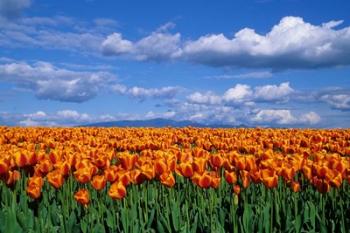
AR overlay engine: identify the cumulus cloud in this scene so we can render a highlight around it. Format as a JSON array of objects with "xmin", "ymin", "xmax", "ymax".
[
  {"xmin": 3, "ymin": 15, "xmax": 350, "ymax": 70},
  {"xmin": 254, "ymin": 82, "xmax": 294, "ymax": 101},
  {"xmin": 251, "ymin": 109, "xmax": 321, "ymax": 125},
  {"xmin": 0, "ymin": 0, "xmax": 30, "ymax": 18},
  {"xmin": 102, "ymin": 16, "xmax": 350, "ymax": 70},
  {"xmin": 187, "ymin": 92, "xmax": 221, "ymax": 105},
  {"xmin": 183, "ymin": 16, "xmax": 350, "ymax": 69},
  {"xmin": 187, "ymin": 82, "xmax": 294, "ymax": 106},
  {"xmin": 320, "ymin": 93, "xmax": 350, "ymax": 110},
  {"xmin": 164, "ymin": 100, "xmax": 243, "ymax": 124},
  {"xmin": 102, "ymin": 33, "xmax": 133, "ymax": 55},
  {"xmin": 223, "ymin": 84, "xmax": 253, "ymax": 103},
  {"xmin": 102, "ymin": 30, "xmax": 182, "ymax": 61},
  {"xmin": 0, "ymin": 61, "xmax": 116, "ymax": 102},
  {"xmin": 180, "ymin": 82, "xmax": 323, "ymax": 126},
  {"xmin": 112, "ymin": 84, "xmax": 180, "ymax": 100}
]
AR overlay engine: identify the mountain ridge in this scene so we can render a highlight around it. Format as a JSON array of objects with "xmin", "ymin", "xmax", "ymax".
[{"xmin": 80, "ymin": 118, "xmax": 249, "ymax": 128}]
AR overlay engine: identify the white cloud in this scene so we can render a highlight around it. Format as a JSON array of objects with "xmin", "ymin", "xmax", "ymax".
[
  {"xmin": 180, "ymin": 16, "xmax": 350, "ymax": 69},
  {"xmin": 102, "ymin": 30, "xmax": 182, "ymax": 61},
  {"xmin": 2, "ymin": 15, "xmax": 350, "ymax": 70},
  {"xmin": 134, "ymin": 32, "xmax": 182, "ymax": 61},
  {"xmin": 254, "ymin": 82, "xmax": 294, "ymax": 101},
  {"xmin": 252, "ymin": 109, "xmax": 296, "ymax": 124},
  {"xmin": 19, "ymin": 119, "xmax": 40, "ymax": 126},
  {"xmin": 322, "ymin": 20, "xmax": 344, "ymax": 29},
  {"xmin": 0, "ymin": 15, "xmax": 116, "ymax": 54},
  {"xmin": 300, "ymin": 111, "xmax": 321, "ymax": 124},
  {"xmin": 24, "ymin": 111, "xmax": 47, "ymax": 119},
  {"xmin": 102, "ymin": 33, "xmax": 133, "ymax": 55},
  {"xmin": 2, "ymin": 109, "xmax": 114, "ymax": 126},
  {"xmin": 251, "ymin": 109, "xmax": 321, "ymax": 125},
  {"xmin": 164, "ymin": 101, "xmax": 240, "ymax": 125},
  {"xmin": 144, "ymin": 110, "xmax": 176, "ymax": 119},
  {"xmin": 186, "ymin": 82, "xmax": 295, "ymax": 106},
  {"xmin": 0, "ymin": 0, "xmax": 30, "ymax": 18},
  {"xmin": 321, "ymin": 94, "xmax": 350, "ymax": 110},
  {"xmin": 0, "ymin": 109, "xmax": 178, "ymax": 126},
  {"xmin": 112, "ymin": 84, "xmax": 180, "ymax": 100},
  {"xmin": 187, "ymin": 91, "xmax": 221, "ymax": 105},
  {"xmin": 223, "ymin": 84, "xmax": 253, "ymax": 103},
  {"xmin": 0, "ymin": 61, "xmax": 116, "ymax": 102}
]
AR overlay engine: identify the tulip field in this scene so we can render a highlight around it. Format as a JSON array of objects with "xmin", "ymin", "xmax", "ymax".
[{"xmin": 0, "ymin": 127, "xmax": 350, "ymax": 233}]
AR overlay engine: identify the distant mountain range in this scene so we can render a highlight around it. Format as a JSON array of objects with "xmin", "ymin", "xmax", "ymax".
[{"xmin": 80, "ymin": 118, "xmax": 249, "ymax": 128}]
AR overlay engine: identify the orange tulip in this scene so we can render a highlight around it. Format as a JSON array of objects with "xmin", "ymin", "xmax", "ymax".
[
  {"xmin": 236, "ymin": 157, "xmax": 246, "ymax": 171},
  {"xmin": 193, "ymin": 158, "xmax": 207, "ymax": 175},
  {"xmin": 93, "ymin": 156, "xmax": 109, "ymax": 169},
  {"xmin": 49, "ymin": 151, "xmax": 60, "ymax": 164},
  {"xmin": 118, "ymin": 171, "xmax": 131, "ymax": 186},
  {"xmin": 210, "ymin": 178, "xmax": 221, "ymax": 189},
  {"xmin": 314, "ymin": 178, "xmax": 330, "ymax": 193},
  {"xmin": 280, "ymin": 166, "xmax": 295, "ymax": 181},
  {"xmin": 14, "ymin": 151, "xmax": 28, "ymax": 168},
  {"xmin": 178, "ymin": 163, "xmax": 194, "ymax": 178},
  {"xmin": 0, "ymin": 159, "xmax": 8, "ymax": 175},
  {"xmin": 211, "ymin": 154, "xmax": 224, "ymax": 168},
  {"xmin": 91, "ymin": 175, "xmax": 107, "ymax": 191},
  {"xmin": 191, "ymin": 172, "xmax": 201, "ymax": 184},
  {"xmin": 260, "ymin": 169, "xmax": 278, "ymax": 189},
  {"xmin": 160, "ymin": 172, "xmax": 175, "ymax": 187},
  {"xmin": 334, "ymin": 161, "xmax": 346, "ymax": 175},
  {"xmin": 27, "ymin": 176, "xmax": 44, "ymax": 199},
  {"xmin": 166, "ymin": 156, "xmax": 177, "ymax": 172},
  {"xmin": 233, "ymin": 184, "xmax": 241, "ymax": 195},
  {"xmin": 240, "ymin": 170, "xmax": 250, "ymax": 188},
  {"xmin": 154, "ymin": 159, "xmax": 167, "ymax": 175},
  {"xmin": 302, "ymin": 165, "xmax": 312, "ymax": 180},
  {"xmin": 141, "ymin": 164, "xmax": 155, "ymax": 180},
  {"xmin": 74, "ymin": 159, "xmax": 91, "ymax": 170},
  {"xmin": 5, "ymin": 170, "xmax": 21, "ymax": 185},
  {"xmin": 55, "ymin": 161, "xmax": 70, "ymax": 176},
  {"xmin": 74, "ymin": 168, "xmax": 92, "ymax": 184},
  {"xmin": 245, "ymin": 157, "xmax": 256, "ymax": 171},
  {"xmin": 210, "ymin": 173, "xmax": 221, "ymax": 189},
  {"xmin": 250, "ymin": 170, "xmax": 261, "ymax": 183},
  {"xmin": 198, "ymin": 172, "xmax": 212, "ymax": 189},
  {"xmin": 330, "ymin": 172, "xmax": 342, "ymax": 188},
  {"xmin": 74, "ymin": 189, "xmax": 90, "ymax": 206},
  {"xmin": 290, "ymin": 181, "xmax": 300, "ymax": 192},
  {"xmin": 225, "ymin": 171, "xmax": 237, "ymax": 184},
  {"xmin": 222, "ymin": 158, "xmax": 234, "ymax": 171},
  {"xmin": 35, "ymin": 159, "xmax": 53, "ymax": 176},
  {"xmin": 315, "ymin": 165, "xmax": 330, "ymax": 180},
  {"xmin": 108, "ymin": 181, "xmax": 127, "ymax": 200},
  {"xmin": 119, "ymin": 154, "xmax": 138, "ymax": 170},
  {"xmin": 104, "ymin": 166, "xmax": 119, "ymax": 183},
  {"xmin": 132, "ymin": 170, "xmax": 146, "ymax": 184},
  {"xmin": 47, "ymin": 170, "xmax": 64, "ymax": 189},
  {"xmin": 27, "ymin": 152, "xmax": 38, "ymax": 166}
]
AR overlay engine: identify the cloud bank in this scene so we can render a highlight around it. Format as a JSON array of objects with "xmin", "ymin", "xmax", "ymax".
[{"xmin": 102, "ymin": 17, "xmax": 350, "ymax": 70}]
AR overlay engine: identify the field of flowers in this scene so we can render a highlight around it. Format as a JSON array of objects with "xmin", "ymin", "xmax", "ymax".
[{"xmin": 0, "ymin": 126, "xmax": 350, "ymax": 233}]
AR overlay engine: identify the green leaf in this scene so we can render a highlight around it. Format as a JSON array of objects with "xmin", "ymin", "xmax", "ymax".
[{"xmin": 92, "ymin": 223, "xmax": 106, "ymax": 233}]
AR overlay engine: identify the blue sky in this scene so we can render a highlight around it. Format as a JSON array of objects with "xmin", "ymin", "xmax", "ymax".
[{"xmin": 0, "ymin": 0, "xmax": 349, "ymax": 127}]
